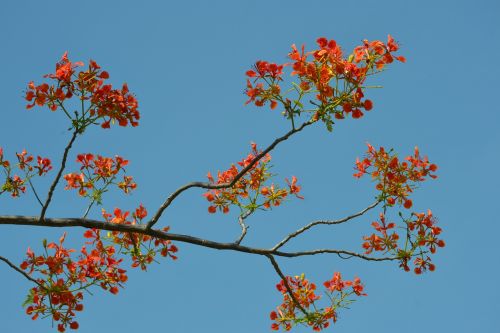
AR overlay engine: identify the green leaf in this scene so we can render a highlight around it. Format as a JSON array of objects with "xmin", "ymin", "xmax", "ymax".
[{"xmin": 22, "ymin": 289, "xmax": 35, "ymax": 307}]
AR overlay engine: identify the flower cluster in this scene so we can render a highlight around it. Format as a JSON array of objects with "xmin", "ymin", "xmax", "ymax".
[
  {"xmin": 98, "ymin": 205, "xmax": 178, "ymax": 270},
  {"xmin": 271, "ymin": 273, "xmax": 366, "ymax": 331},
  {"xmin": 203, "ymin": 143, "xmax": 303, "ymax": 214},
  {"xmin": 245, "ymin": 61, "xmax": 284, "ymax": 109},
  {"xmin": 21, "ymin": 205, "xmax": 178, "ymax": 331},
  {"xmin": 63, "ymin": 153, "xmax": 136, "ymax": 200},
  {"xmin": 362, "ymin": 213, "xmax": 399, "ymax": 254},
  {"xmin": 0, "ymin": 147, "xmax": 52, "ymax": 198},
  {"xmin": 354, "ymin": 144, "xmax": 437, "ymax": 208},
  {"xmin": 21, "ymin": 233, "xmax": 126, "ymax": 332},
  {"xmin": 399, "ymin": 210, "xmax": 445, "ymax": 273},
  {"xmin": 362, "ymin": 211, "xmax": 445, "ymax": 274},
  {"xmin": 354, "ymin": 144, "xmax": 443, "ymax": 273},
  {"xmin": 25, "ymin": 52, "xmax": 139, "ymax": 129},
  {"xmin": 245, "ymin": 36, "xmax": 405, "ymax": 131}
]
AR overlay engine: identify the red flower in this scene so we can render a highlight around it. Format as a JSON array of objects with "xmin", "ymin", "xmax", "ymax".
[
  {"xmin": 133, "ymin": 204, "xmax": 148, "ymax": 220},
  {"xmin": 286, "ymin": 176, "xmax": 304, "ymax": 199},
  {"xmin": 35, "ymin": 156, "xmax": 52, "ymax": 175},
  {"xmin": 363, "ymin": 99, "xmax": 373, "ymax": 111},
  {"xmin": 63, "ymin": 173, "xmax": 92, "ymax": 196}
]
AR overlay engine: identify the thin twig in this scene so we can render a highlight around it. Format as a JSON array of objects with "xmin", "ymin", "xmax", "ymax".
[
  {"xmin": 266, "ymin": 254, "xmax": 308, "ymax": 315},
  {"xmin": 272, "ymin": 201, "xmax": 380, "ymax": 251},
  {"xmin": 146, "ymin": 120, "xmax": 314, "ymax": 229},
  {"xmin": 27, "ymin": 177, "xmax": 43, "ymax": 207},
  {"xmin": 273, "ymin": 248, "xmax": 396, "ymax": 261},
  {"xmin": 82, "ymin": 201, "xmax": 95, "ymax": 219},
  {"xmin": 39, "ymin": 130, "xmax": 79, "ymax": 221},
  {"xmin": 0, "ymin": 255, "xmax": 44, "ymax": 287},
  {"xmin": 83, "ymin": 176, "xmax": 116, "ymax": 218},
  {"xmin": 235, "ymin": 210, "xmax": 252, "ymax": 245}
]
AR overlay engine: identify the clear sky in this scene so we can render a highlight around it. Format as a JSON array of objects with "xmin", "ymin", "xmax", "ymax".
[{"xmin": 0, "ymin": 0, "xmax": 498, "ymax": 332}]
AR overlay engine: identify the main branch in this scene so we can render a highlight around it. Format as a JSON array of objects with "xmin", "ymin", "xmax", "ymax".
[{"xmin": 0, "ymin": 215, "xmax": 394, "ymax": 262}]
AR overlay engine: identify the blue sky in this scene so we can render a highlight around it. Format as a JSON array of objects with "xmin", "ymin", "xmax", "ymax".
[{"xmin": 0, "ymin": 0, "xmax": 499, "ymax": 332}]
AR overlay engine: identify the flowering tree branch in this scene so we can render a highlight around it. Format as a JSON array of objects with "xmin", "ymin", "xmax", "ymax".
[
  {"xmin": 146, "ymin": 120, "xmax": 314, "ymax": 229},
  {"xmin": 0, "ymin": 36, "xmax": 445, "ymax": 332},
  {"xmin": 267, "ymin": 254, "xmax": 308, "ymax": 315},
  {"xmin": 0, "ymin": 215, "xmax": 392, "ymax": 261}
]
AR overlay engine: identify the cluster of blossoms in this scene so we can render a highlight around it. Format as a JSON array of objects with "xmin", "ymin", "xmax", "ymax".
[
  {"xmin": 362, "ymin": 211, "xmax": 445, "ymax": 274},
  {"xmin": 203, "ymin": 143, "xmax": 303, "ymax": 214},
  {"xmin": 271, "ymin": 273, "xmax": 366, "ymax": 331},
  {"xmin": 21, "ymin": 205, "xmax": 178, "ymax": 332},
  {"xmin": 354, "ymin": 144, "xmax": 444, "ymax": 273},
  {"xmin": 63, "ymin": 153, "xmax": 136, "ymax": 201},
  {"xmin": 354, "ymin": 144, "xmax": 438, "ymax": 209},
  {"xmin": 21, "ymin": 233, "xmax": 125, "ymax": 332},
  {"xmin": 245, "ymin": 35, "xmax": 405, "ymax": 131},
  {"xmin": 245, "ymin": 61, "xmax": 284, "ymax": 110},
  {"xmin": 25, "ymin": 52, "xmax": 139, "ymax": 129},
  {"xmin": 99, "ymin": 205, "xmax": 178, "ymax": 270},
  {"xmin": 0, "ymin": 147, "xmax": 52, "ymax": 197},
  {"xmin": 362, "ymin": 213, "xmax": 399, "ymax": 254}
]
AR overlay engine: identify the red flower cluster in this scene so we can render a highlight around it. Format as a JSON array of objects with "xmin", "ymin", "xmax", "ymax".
[
  {"xmin": 409, "ymin": 210, "xmax": 445, "ymax": 254},
  {"xmin": 362, "ymin": 213, "xmax": 399, "ymax": 254},
  {"xmin": 271, "ymin": 273, "xmax": 366, "ymax": 331},
  {"xmin": 63, "ymin": 154, "xmax": 136, "ymax": 197},
  {"xmin": 90, "ymin": 82, "xmax": 139, "ymax": 128},
  {"xmin": 361, "ymin": 211, "xmax": 445, "ymax": 274},
  {"xmin": 0, "ymin": 148, "xmax": 8, "ymax": 168},
  {"xmin": 1, "ymin": 175, "xmax": 26, "ymax": 197},
  {"xmin": 244, "ymin": 36, "xmax": 405, "ymax": 131},
  {"xmin": 21, "ymin": 233, "xmax": 126, "ymax": 332},
  {"xmin": 354, "ymin": 144, "xmax": 438, "ymax": 208},
  {"xmin": 203, "ymin": 143, "xmax": 303, "ymax": 214},
  {"xmin": 25, "ymin": 52, "xmax": 139, "ymax": 129},
  {"xmin": 401, "ymin": 210, "xmax": 445, "ymax": 274},
  {"xmin": 99, "ymin": 205, "xmax": 178, "ymax": 270},
  {"xmin": 353, "ymin": 35, "xmax": 406, "ymax": 68},
  {"xmin": 323, "ymin": 272, "xmax": 366, "ymax": 296},
  {"xmin": 0, "ymin": 148, "xmax": 52, "ymax": 198},
  {"xmin": 21, "ymin": 205, "xmax": 178, "ymax": 331},
  {"xmin": 246, "ymin": 61, "xmax": 285, "ymax": 80}
]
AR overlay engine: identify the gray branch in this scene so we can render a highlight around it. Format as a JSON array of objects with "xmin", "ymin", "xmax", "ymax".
[
  {"xmin": 235, "ymin": 210, "xmax": 252, "ymax": 245},
  {"xmin": 272, "ymin": 201, "xmax": 380, "ymax": 251},
  {"xmin": 39, "ymin": 129, "xmax": 79, "ymax": 221},
  {"xmin": 0, "ymin": 215, "xmax": 393, "ymax": 261},
  {"xmin": 0, "ymin": 255, "xmax": 44, "ymax": 288}
]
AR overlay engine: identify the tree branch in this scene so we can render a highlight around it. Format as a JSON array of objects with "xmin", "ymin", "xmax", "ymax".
[
  {"xmin": 0, "ymin": 215, "xmax": 393, "ymax": 262},
  {"xmin": 39, "ymin": 129, "xmax": 79, "ymax": 221},
  {"xmin": 272, "ymin": 201, "xmax": 380, "ymax": 251},
  {"xmin": 273, "ymin": 248, "xmax": 395, "ymax": 261},
  {"xmin": 266, "ymin": 254, "xmax": 308, "ymax": 316},
  {"xmin": 146, "ymin": 120, "xmax": 315, "ymax": 229},
  {"xmin": 0, "ymin": 255, "xmax": 44, "ymax": 288},
  {"xmin": 235, "ymin": 210, "xmax": 252, "ymax": 245}
]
